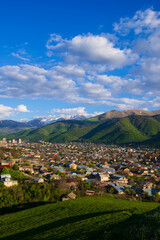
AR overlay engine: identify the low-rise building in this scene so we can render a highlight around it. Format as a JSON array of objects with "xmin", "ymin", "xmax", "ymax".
[
  {"xmin": 0, "ymin": 174, "xmax": 18, "ymax": 187},
  {"xmin": 62, "ymin": 192, "xmax": 76, "ymax": 201}
]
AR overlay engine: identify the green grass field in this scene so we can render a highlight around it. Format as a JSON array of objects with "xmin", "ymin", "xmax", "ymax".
[{"xmin": 0, "ymin": 196, "xmax": 160, "ymax": 240}]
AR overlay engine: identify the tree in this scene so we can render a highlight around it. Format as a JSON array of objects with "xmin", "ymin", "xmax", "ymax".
[
  {"xmin": 108, "ymin": 187, "xmax": 114, "ymax": 194},
  {"xmin": 55, "ymin": 179, "xmax": 68, "ymax": 190},
  {"xmin": 12, "ymin": 164, "xmax": 19, "ymax": 171},
  {"xmin": 153, "ymin": 192, "xmax": 160, "ymax": 202},
  {"xmin": 1, "ymin": 167, "xmax": 10, "ymax": 174}
]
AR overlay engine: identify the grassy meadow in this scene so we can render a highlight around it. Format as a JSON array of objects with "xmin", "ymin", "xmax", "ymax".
[{"xmin": 0, "ymin": 196, "xmax": 160, "ymax": 240}]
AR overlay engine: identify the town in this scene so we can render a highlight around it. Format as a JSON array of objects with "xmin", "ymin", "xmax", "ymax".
[{"xmin": 0, "ymin": 137, "xmax": 160, "ymax": 202}]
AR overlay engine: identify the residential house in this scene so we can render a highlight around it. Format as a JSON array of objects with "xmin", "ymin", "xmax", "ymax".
[
  {"xmin": 33, "ymin": 177, "xmax": 44, "ymax": 183},
  {"xmin": 0, "ymin": 174, "xmax": 18, "ymax": 187},
  {"xmin": 112, "ymin": 174, "xmax": 128, "ymax": 185},
  {"xmin": 62, "ymin": 192, "xmax": 77, "ymax": 201},
  {"xmin": 90, "ymin": 172, "xmax": 109, "ymax": 182},
  {"xmin": 66, "ymin": 162, "xmax": 77, "ymax": 170}
]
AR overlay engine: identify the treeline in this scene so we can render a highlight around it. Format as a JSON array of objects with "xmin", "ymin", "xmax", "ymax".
[{"xmin": 0, "ymin": 182, "xmax": 67, "ymax": 214}]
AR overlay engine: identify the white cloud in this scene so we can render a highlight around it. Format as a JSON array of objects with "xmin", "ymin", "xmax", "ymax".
[
  {"xmin": 46, "ymin": 34, "xmax": 137, "ymax": 70},
  {"xmin": 1, "ymin": 8, "xmax": 160, "ymax": 112},
  {"xmin": 96, "ymin": 74, "xmax": 126, "ymax": 91},
  {"xmin": 51, "ymin": 107, "xmax": 104, "ymax": 118},
  {"xmin": 0, "ymin": 104, "xmax": 30, "ymax": 119},
  {"xmin": 54, "ymin": 64, "xmax": 85, "ymax": 77},
  {"xmin": 0, "ymin": 62, "xmax": 159, "ymax": 110},
  {"xmin": 150, "ymin": 97, "xmax": 160, "ymax": 108},
  {"xmin": 16, "ymin": 104, "xmax": 30, "ymax": 112},
  {"xmin": 80, "ymin": 82, "xmax": 111, "ymax": 99},
  {"xmin": 0, "ymin": 64, "xmax": 78, "ymax": 100},
  {"xmin": 133, "ymin": 28, "xmax": 160, "ymax": 58},
  {"xmin": 100, "ymin": 97, "xmax": 148, "ymax": 110},
  {"xmin": 11, "ymin": 52, "xmax": 30, "ymax": 61},
  {"xmin": 46, "ymin": 34, "xmax": 68, "ymax": 50},
  {"xmin": 133, "ymin": 57, "xmax": 160, "ymax": 93},
  {"xmin": 0, "ymin": 105, "xmax": 14, "ymax": 119},
  {"xmin": 51, "ymin": 107, "xmax": 87, "ymax": 116},
  {"xmin": 113, "ymin": 8, "xmax": 160, "ymax": 100},
  {"xmin": 114, "ymin": 8, "xmax": 160, "ymax": 35}
]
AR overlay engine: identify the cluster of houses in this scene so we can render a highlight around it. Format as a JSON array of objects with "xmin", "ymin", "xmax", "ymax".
[{"xmin": 0, "ymin": 141, "xmax": 160, "ymax": 198}]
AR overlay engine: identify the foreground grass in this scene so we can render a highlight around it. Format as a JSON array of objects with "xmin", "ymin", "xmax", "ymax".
[{"xmin": 0, "ymin": 196, "xmax": 160, "ymax": 240}]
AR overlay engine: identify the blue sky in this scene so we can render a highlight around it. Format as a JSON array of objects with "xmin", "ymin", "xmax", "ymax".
[{"xmin": 0, "ymin": 0, "xmax": 160, "ymax": 120}]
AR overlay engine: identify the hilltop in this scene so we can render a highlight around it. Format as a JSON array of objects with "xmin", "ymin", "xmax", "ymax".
[{"xmin": 88, "ymin": 109, "xmax": 160, "ymax": 121}]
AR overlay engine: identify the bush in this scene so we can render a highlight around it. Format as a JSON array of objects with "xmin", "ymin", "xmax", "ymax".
[{"xmin": 12, "ymin": 164, "xmax": 19, "ymax": 171}]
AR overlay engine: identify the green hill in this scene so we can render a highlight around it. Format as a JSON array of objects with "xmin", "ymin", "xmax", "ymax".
[
  {"xmin": 0, "ymin": 196, "xmax": 159, "ymax": 240},
  {"xmin": 81, "ymin": 117, "xmax": 148, "ymax": 144},
  {"xmin": 6, "ymin": 120, "xmax": 98, "ymax": 142},
  {"xmin": 6, "ymin": 115, "xmax": 160, "ymax": 145},
  {"xmin": 129, "ymin": 115, "xmax": 160, "ymax": 137}
]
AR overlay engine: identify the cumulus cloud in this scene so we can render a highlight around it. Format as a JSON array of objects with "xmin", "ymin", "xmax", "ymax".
[
  {"xmin": 0, "ymin": 64, "xmax": 78, "ymax": 100},
  {"xmin": 0, "ymin": 104, "xmax": 30, "ymax": 119},
  {"xmin": 113, "ymin": 8, "xmax": 160, "ymax": 102},
  {"xmin": 16, "ymin": 104, "xmax": 30, "ymax": 112},
  {"xmin": 133, "ymin": 57, "xmax": 160, "ymax": 92},
  {"xmin": 0, "ymin": 62, "xmax": 159, "ymax": 110},
  {"xmin": 114, "ymin": 8, "xmax": 160, "ymax": 35},
  {"xmin": 133, "ymin": 28, "xmax": 160, "ymax": 58},
  {"xmin": 1, "ymin": 9, "xmax": 160, "ymax": 112},
  {"xmin": 96, "ymin": 74, "xmax": 127, "ymax": 93},
  {"xmin": 54, "ymin": 64, "xmax": 85, "ymax": 77},
  {"xmin": 46, "ymin": 34, "xmax": 137, "ymax": 70},
  {"xmin": 0, "ymin": 64, "xmax": 113, "ymax": 104},
  {"xmin": 80, "ymin": 82, "xmax": 111, "ymax": 99}
]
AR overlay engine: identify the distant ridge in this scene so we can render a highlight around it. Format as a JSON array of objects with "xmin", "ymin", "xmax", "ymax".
[
  {"xmin": 0, "ymin": 115, "xmax": 87, "ymax": 134},
  {"xmin": 89, "ymin": 109, "xmax": 160, "ymax": 121},
  {"xmin": 5, "ymin": 113, "xmax": 160, "ymax": 146}
]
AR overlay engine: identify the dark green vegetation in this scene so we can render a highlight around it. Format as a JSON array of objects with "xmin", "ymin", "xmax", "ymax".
[
  {"xmin": 1, "ymin": 167, "xmax": 28, "ymax": 183},
  {"xmin": 6, "ymin": 115, "xmax": 160, "ymax": 145},
  {"xmin": 0, "ymin": 109, "xmax": 159, "ymax": 135},
  {"xmin": 0, "ymin": 181, "xmax": 66, "ymax": 213},
  {"xmin": 0, "ymin": 196, "xmax": 159, "ymax": 240}
]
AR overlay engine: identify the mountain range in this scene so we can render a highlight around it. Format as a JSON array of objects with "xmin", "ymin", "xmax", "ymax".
[
  {"xmin": 2, "ymin": 109, "xmax": 160, "ymax": 146},
  {"xmin": 0, "ymin": 115, "xmax": 86, "ymax": 135}
]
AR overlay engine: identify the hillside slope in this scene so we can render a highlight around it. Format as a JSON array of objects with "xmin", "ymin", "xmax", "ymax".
[
  {"xmin": 6, "ymin": 115, "xmax": 160, "ymax": 145},
  {"xmin": 6, "ymin": 120, "xmax": 98, "ymax": 142},
  {"xmin": 0, "ymin": 197, "xmax": 159, "ymax": 240},
  {"xmin": 81, "ymin": 117, "xmax": 148, "ymax": 144},
  {"xmin": 0, "ymin": 109, "xmax": 160, "ymax": 135}
]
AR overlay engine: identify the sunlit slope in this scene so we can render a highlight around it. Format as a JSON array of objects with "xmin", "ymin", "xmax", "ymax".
[
  {"xmin": 6, "ymin": 115, "xmax": 160, "ymax": 145},
  {"xmin": 7, "ymin": 120, "xmax": 98, "ymax": 142},
  {"xmin": 81, "ymin": 117, "xmax": 148, "ymax": 144},
  {"xmin": 0, "ymin": 197, "xmax": 159, "ymax": 240}
]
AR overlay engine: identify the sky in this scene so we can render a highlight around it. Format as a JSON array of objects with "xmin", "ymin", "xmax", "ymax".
[{"xmin": 0, "ymin": 0, "xmax": 160, "ymax": 121}]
